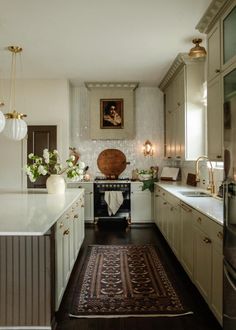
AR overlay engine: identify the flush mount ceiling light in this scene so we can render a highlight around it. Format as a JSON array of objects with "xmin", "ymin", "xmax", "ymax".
[
  {"xmin": 188, "ymin": 38, "xmax": 207, "ymax": 58},
  {"xmin": 143, "ymin": 140, "xmax": 154, "ymax": 157},
  {"xmin": 3, "ymin": 46, "xmax": 27, "ymax": 141}
]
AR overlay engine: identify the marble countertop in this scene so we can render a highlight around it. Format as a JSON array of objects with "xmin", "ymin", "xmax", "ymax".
[
  {"xmin": 155, "ymin": 182, "xmax": 223, "ymax": 225},
  {"xmin": 0, "ymin": 188, "xmax": 84, "ymax": 236}
]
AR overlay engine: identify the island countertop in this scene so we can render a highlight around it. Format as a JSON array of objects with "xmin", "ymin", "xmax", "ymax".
[{"xmin": 0, "ymin": 188, "xmax": 84, "ymax": 236}]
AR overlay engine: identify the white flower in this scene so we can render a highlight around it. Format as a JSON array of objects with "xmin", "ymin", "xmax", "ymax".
[
  {"xmin": 67, "ymin": 161, "xmax": 73, "ymax": 168},
  {"xmin": 76, "ymin": 168, "xmax": 84, "ymax": 175},
  {"xmin": 43, "ymin": 149, "xmax": 49, "ymax": 162},
  {"xmin": 53, "ymin": 150, "xmax": 58, "ymax": 155},
  {"xmin": 70, "ymin": 155, "xmax": 75, "ymax": 161},
  {"xmin": 78, "ymin": 161, "xmax": 85, "ymax": 170},
  {"xmin": 28, "ymin": 153, "xmax": 34, "ymax": 159},
  {"xmin": 38, "ymin": 165, "xmax": 47, "ymax": 176},
  {"xmin": 24, "ymin": 165, "xmax": 31, "ymax": 175},
  {"xmin": 29, "ymin": 173, "xmax": 36, "ymax": 182}
]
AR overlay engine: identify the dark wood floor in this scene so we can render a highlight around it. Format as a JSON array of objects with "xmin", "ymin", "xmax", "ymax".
[{"xmin": 56, "ymin": 223, "xmax": 222, "ymax": 330}]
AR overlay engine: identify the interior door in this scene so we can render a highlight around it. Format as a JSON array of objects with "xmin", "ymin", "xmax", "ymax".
[{"xmin": 27, "ymin": 125, "xmax": 57, "ymax": 188}]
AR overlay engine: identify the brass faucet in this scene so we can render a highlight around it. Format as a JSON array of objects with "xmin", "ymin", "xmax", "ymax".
[{"xmin": 195, "ymin": 156, "xmax": 216, "ymax": 194}]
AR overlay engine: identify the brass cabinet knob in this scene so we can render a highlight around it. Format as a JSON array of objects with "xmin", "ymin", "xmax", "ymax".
[
  {"xmin": 59, "ymin": 222, "xmax": 64, "ymax": 228},
  {"xmin": 74, "ymin": 214, "xmax": 79, "ymax": 219},
  {"xmin": 217, "ymin": 231, "xmax": 223, "ymax": 240},
  {"xmin": 215, "ymin": 69, "xmax": 220, "ymax": 73},
  {"xmin": 217, "ymin": 155, "xmax": 222, "ymax": 159},
  {"xmin": 197, "ymin": 217, "xmax": 202, "ymax": 224},
  {"xmin": 63, "ymin": 228, "xmax": 70, "ymax": 236},
  {"xmin": 203, "ymin": 237, "xmax": 212, "ymax": 244}
]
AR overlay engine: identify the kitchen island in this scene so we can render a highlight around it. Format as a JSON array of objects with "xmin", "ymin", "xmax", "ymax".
[{"xmin": 0, "ymin": 188, "xmax": 85, "ymax": 329}]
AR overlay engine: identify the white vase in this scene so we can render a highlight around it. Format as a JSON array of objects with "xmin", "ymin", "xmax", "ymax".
[{"xmin": 46, "ymin": 175, "xmax": 66, "ymax": 194}]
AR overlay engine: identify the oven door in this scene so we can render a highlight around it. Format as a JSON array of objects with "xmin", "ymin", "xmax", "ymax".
[{"xmin": 224, "ymin": 259, "xmax": 236, "ymax": 329}]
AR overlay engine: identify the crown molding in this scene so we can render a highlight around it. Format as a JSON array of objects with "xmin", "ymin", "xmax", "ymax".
[
  {"xmin": 158, "ymin": 53, "xmax": 205, "ymax": 91},
  {"xmin": 84, "ymin": 82, "xmax": 139, "ymax": 90},
  {"xmin": 196, "ymin": 0, "xmax": 231, "ymax": 33}
]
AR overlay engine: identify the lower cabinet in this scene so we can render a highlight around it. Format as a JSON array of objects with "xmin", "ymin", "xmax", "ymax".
[
  {"xmin": 154, "ymin": 185, "xmax": 223, "ymax": 325},
  {"xmin": 180, "ymin": 202, "xmax": 194, "ymax": 279},
  {"xmin": 131, "ymin": 182, "xmax": 153, "ymax": 222},
  {"xmin": 55, "ymin": 194, "xmax": 85, "ymax": 310},
  {"xmin": 77, "ymin": 182, "xmax": 94, "ymax": 222}
]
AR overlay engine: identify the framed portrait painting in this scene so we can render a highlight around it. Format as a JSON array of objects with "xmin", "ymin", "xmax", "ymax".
[{"xmin": 100, "ymin": 99, "xmax": 124, "ymax": 129}]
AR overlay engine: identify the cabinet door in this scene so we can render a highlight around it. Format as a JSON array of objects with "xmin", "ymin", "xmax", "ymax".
[
  {"xmin": 174, "ymin": 67, "xmax": 185, "ymax": 110},
  {"xmin": 131, "ymin": 190, "xmax": 153, "ymax": 222},
  {"xmin": 211, "ymin": 242, "xmax": 223, "ymax": 323},
  {"xmin": 194, "ymin": 226, "xmax": 212, "ymax": 303},
  {"xmin": 207, "ymin": 76, "xmax": 223, "ymax": 160},
  {"xmin": 165, "ymin": 109, "xmax": 174, "ymax": 159},
  {"xmin": 222, "ymin": 3, "xmax": 236, "ymax": 70},
  {"xmin": 171, "ymin": 206, "xmax": 181, "ymax": 259},
  {"xmin": 78, "ymin": 183, "xmax": 94, "ymax": 221},
  {"xmin": 180, "ymin": 203, "xmax": 194, "ymax": 278},
  {"xmin": 207, "ymin": 22, "xmax": 221, "ymax": 81},
  {"xmin": 175, "ymin": 105, "xmax": 185, "ymax": 160}
]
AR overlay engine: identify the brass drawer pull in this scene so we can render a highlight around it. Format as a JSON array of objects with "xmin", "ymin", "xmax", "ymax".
[
  {"xmin": 162, "ymin": 192, "xmax": 165, "ymax": 196},
  {"xmin": 163, "ymin": 202, "xmax": 167, "ymax": 205},
  {"xmin": 59, "ymin": 222, "xmax": 63, "ymax": 228},
  {"xmin": 217, "ymin": 231, "xmax": 223, "ymax": 240},
  {"xmin": 197, "ymin": 217, "xmax": 202, "ymax": 224},
  {"xmin": 81, "ymin": 204, "xmax": 84, "ymax": 208},
  {"xmin": 63, "ymin": 228, "xmax": 70, "ymax": 236},
  {"xmin": 203, "ymin": 237, "xmax": 212, "ymax": 244},
  {"xmin": 179, "ymin": 203, "xmax": 192, "ymax": 213},
  {"xmin": 74, "ymin": 214, "xmax": 79, "ymax": 219}
]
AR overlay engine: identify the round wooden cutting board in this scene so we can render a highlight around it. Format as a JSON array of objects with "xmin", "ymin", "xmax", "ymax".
[{"xmin": 97, "ymin": 149, "xmax": 127, "ymax": 178}]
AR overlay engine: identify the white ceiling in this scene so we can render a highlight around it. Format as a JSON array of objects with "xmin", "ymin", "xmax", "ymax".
[{"xmin": 0, "ymin": 0, "xmax": 211, "ymax": 86}]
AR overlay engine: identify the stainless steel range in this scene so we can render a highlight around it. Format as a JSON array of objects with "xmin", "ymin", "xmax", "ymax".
[{"xmin": 94, "ymin": 178, "xmax": 131, "ymax": 225}]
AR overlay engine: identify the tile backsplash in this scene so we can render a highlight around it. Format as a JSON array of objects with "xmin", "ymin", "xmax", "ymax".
[{"xmin": 70, "ymin": 86, "xmax": 164, "ymax": 178}]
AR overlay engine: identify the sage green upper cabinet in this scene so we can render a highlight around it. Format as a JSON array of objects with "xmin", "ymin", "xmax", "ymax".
[
  {"xmin": 197, "ymin": 0, "xmax": 236, "ymax": 161},
  {"xmin": 159, "ymin": 54, "xmax": 206, "ymax": 161},
  {"xmin": 207, "ymin": 22, "xmax": 221, "ymax": 81},
  {"xmin": 222, "ymin": 2, "xmax": 236, "ymax": 69}
]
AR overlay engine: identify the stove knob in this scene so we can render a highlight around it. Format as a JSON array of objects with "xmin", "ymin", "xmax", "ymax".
[
  {"xmin": 102, "ymin": 184, "xmax": 104, "ymax": 187},
  {"xmin": 117, "ymin": 184, "xmax": 120, "ymax": 188}
]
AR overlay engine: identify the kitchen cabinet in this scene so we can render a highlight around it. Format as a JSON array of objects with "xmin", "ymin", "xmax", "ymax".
[
  {"xmin": 197, "ymin": 0, "xmax": 236, "ymax": 162},
  {"xmin": 154, "ymin": 186, "xmax": 181, "ymax": 259},
  {"xmin": 69, "ymin": 182, "xmax": 94, "ymax": 222},
  {"xmin": 207, "ymin": 22, "xmax": 221, "ymax": 82},
  {"xmin": 79, "ymin": 182, "xmax": 93, "ymax": 222},
  {"xmin": 193, "ymin": 212, "xmax": 212, "ymax": 303},
  {"xmin": 55, "ymin": 194, "xmax": 84, "ymax": 310},
  {"xmin": 160, "ymin": 54, "xmax": 206, "ymax": 160},
  {"xmin": 180, "ymin": 202, "xmax": 194, "ymax": 279},
  {"xmin": 131, "ymin": 182, "xmax": 153, "ymax": 223},
  {"xmin": 207, "ymin": 76, "xmax": 223, "ymax": 160}
]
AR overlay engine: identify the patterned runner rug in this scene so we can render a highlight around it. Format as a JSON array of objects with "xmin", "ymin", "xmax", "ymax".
[{"xmin": 70, "ymin": 245, "xmax": 193, "ymax": 318}]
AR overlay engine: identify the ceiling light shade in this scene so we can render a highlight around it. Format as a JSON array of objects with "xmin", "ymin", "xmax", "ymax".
[
  {"xmin": 3, "ymin": 110, "xmax": 27, "ymax": 140},
  {"xmin": 3, "ymin": 46, "xmax": 27, "ymax": 140},
  {"xmin": 0, "ymin": 110, "xmax": 6, "ymax": 132},
  {"xmin": 189, "ymin": 38, "xmax": 207, "ymax": 58}
]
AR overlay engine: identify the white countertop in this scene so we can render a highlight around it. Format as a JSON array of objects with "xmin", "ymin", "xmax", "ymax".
[
  {"xmin": 155, "ymin": 182, "xmax": 223, "ymax": 225},
  {"xmin": 0, "ymin": 189, "xmax": 84, "ymax": 236}
]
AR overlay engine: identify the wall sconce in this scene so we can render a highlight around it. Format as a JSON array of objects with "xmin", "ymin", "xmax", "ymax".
[
  {"xmin": 143, "ymin": 140, "xmax": 154, "ymax": 156},
  {"xmin": 2, "ymin": 46, "xmax": 27, "ymax": 141},
  {"xmin": 188, "ymin": 38, "xmax": 207, "ymax": 58}
]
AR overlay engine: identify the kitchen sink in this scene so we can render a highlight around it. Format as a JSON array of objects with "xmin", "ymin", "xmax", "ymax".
[{"xmin": 179, "ymin": 191, "xmax": 212, "ymax": 197}]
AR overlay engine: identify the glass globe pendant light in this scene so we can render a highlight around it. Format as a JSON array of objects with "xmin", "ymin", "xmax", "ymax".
[
  {"xmin": 0, "ymin": 102, "xmax": 5, "ymax": 133},
  {"xmin": 3, "ymin": 46, "xmax": 27, "ymax": 141}
]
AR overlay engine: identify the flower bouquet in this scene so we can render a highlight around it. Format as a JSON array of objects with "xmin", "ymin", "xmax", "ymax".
[{"xmin": 25, "ymin": 148, "xmax": 86, "ymax": 183}]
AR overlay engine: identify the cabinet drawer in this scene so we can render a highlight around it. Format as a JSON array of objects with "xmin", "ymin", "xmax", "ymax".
[
  {"xmin": 77, "ymin": 182, "xmax": 93, "ymax": 193},
  {"xmin": 131, "ymin": 182, "xmax": 145, "ymax": 192},
  {"xmin": 192, "ymin": 209, "xmax": 212, "ymax": 235},
  {"xmin": 209, "ymin": 221, "xmax": 223, "ymax": 247}
]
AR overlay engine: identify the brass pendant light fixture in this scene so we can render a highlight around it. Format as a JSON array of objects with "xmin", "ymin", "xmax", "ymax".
[
  {"xmin": 3, "ymin": 46, "xmax": 27, "ymax": 140},
  {"xmin": 189, "ymin": 38, "xmax": 207, "ymax": 58}
]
